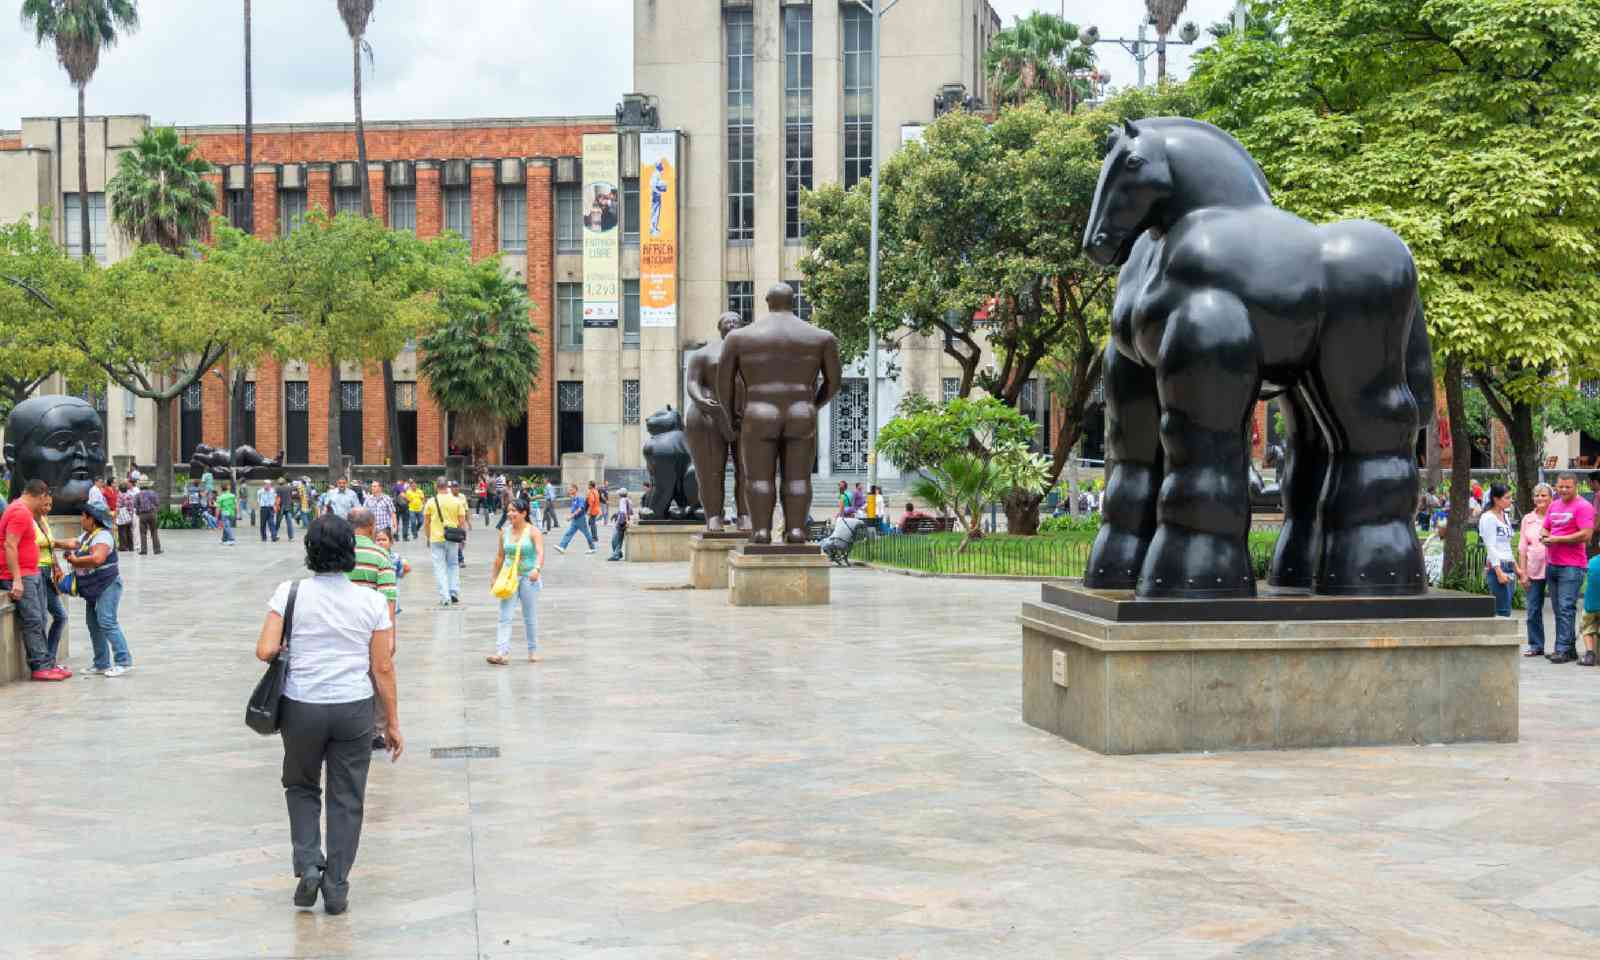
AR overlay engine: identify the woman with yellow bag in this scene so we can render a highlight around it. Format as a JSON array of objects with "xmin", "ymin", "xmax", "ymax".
[{"xmin": 486, "ymin": 497, "xmax": 545, "ymax": 666}]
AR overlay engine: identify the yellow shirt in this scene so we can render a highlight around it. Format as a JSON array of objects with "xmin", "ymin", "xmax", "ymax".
[
  {"xmin": 865, "ymin": 494, "xmax": 879, "ymax": 520},
  {"xmin": 34, "ymin": 517, "xmax": 54, "ymax": 570},
  {"xmin": 425, "ymin": 493, "xmax": 468, "ymax": 544},
  {"xmin": 404, "ymin": 488, "xmax": 424, "ymax": 512}
]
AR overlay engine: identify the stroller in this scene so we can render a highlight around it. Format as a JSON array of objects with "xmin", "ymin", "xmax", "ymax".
[{"xmin": 820, "ymin": 515, "xmax": 875, "ymax": 566}]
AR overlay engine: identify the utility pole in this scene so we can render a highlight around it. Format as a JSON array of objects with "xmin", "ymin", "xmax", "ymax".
[
  {"xmin": 1135, "ymin": 22, "xmax": 1147, "ymax": 88},
  {"xmin": 856, "ymin": 0, "xmax": 898, "ymax": 491},
  {"xmin": 1233, "ymin": 0, "xmax": 1247, "ymax": 36}
]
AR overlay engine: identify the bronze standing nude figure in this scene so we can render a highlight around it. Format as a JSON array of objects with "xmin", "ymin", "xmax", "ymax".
[
  {"xmin": 685, "ymin": 311, "xmax": 751, "ymax": 531},
  {"xmin": 715, "ymin": 283, "xmax": 842, "ymax": 545}
]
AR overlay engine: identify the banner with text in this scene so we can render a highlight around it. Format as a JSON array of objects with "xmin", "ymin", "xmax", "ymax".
[
  {"xmin": 638, "ymin": 131, "xmax": 678, "ymax": 328},
  {"xmin": 581, "ymin": 133, "xmax": 620, "ymax": 327}
]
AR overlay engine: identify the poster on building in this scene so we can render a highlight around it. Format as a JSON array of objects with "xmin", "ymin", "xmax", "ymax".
[
  {"xmin": 638, "ymin": 131, "xmax": 678, "ymax": 328},
  {"xmin": 581, "ymin": 133, "xmax": 619, "ymax": 327}
]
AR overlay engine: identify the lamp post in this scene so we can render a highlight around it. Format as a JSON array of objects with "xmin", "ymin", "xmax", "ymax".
[
  {"xmin": 1080, "ymin": 17, "xmax": 1200, "ymax": 87},
  {"xmin": 853, "ymin": 0, "xmax": 898, "ymax": 491}
]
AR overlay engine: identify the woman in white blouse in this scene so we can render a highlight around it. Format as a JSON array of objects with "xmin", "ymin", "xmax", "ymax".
[
  {"xmin": 1478, "ymin": 483, "xmax": 1519, "ymax": 617},
  {"xmin": 255, "ymin": 514, "xmax": 401, "ymax": 916}
]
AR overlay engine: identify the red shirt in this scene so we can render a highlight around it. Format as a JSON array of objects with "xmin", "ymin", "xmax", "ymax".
[
  {"xmin": 103, "ymin": 485, "xmax": 118, "ymax": 513},
  {"xmin": 0, "ymin": 500, "xmax": 41, "ymax": 580}
]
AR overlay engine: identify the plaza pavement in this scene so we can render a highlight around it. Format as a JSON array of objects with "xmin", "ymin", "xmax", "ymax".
[{"xmin": 1, "ymin": 526, "xmax": 1599, "ymax": 959}]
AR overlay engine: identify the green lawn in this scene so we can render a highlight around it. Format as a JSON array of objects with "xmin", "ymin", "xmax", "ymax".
[{"xmin": 855, "ymin": 529, "xmax": 1282, "ymax": 579}]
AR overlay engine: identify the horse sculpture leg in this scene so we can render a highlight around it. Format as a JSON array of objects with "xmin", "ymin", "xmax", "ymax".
[
  {"xmin": 1085, "ymin": 343, "xmax": 1161, "ymax": 590},
  {"xmin": 1141, "ymin": 291, "xmax": 1260, "ymax": 599},
  {"xmin": 1304, "ymin": 300, "xmax": 1426, "ymax": 595},
  {"xmin": 1268, "ymin": 386, "xmax": 1330, "ymax": 589}
]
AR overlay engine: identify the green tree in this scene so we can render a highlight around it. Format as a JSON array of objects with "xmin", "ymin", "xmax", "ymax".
[
  {"xmin": 20, "ymin": 0, "xmax": 140, "ymax": 261},
  {"xmin": 0, "ymin": 215, "xmax": 101, "ymax": 417},
  {"xmin": 1189, "ymin": 0, "xmax": 1600, "ymax": 574},
  {"xmin": 1145, "ymin": 0, "xmax": 1191, "ymax": 83},
  {"xmin": 263, "ymin": 211, "xmax": 466, "ymax": 482},
  {"xmin": 985, "ymin": 12, "xmax": 1096, "ymax": 112},
  {"xmin": 876, "ymin": 394, "xmax": 1036, "ymax": 476},
  {"xmin": 106, "ymin": 126, "xmax": 216, "ymax": 253},
  {"xmin": 417, "ymin": 261, "xmax": 542, "ymax": 466}
]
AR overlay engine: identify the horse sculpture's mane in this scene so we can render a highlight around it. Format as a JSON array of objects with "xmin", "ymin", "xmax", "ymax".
[{"xmin": 1133, "ymin": 117, "xmax": 1273, "ymax": 209}]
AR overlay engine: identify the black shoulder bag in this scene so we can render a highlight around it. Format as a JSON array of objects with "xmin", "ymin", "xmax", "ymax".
[
  {"xmin": 245, "ymin": 580, "xmax": 300, "ymax": 736},
  {"xmin": 434, "ymin": 497, "xmax": 467, "ymax": 543}
]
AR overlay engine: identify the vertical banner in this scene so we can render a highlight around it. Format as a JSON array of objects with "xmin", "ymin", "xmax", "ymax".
[
  {"xmin": 581, "ymin": 133, "xmax": 619, "ymax": 327},
  {"xmin": 638, "ymin": 131, "xmax": 678, "ymax": 328}
]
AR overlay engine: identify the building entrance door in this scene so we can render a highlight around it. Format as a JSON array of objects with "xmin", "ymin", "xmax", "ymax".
[
  {"xmin": 503, "ymin": 413, "xmax": 528, "ymax": 466},
  {"xmin": 830, "ymin": 378, "xmax": 869, "ymax": 473},
  {"xmin": 557, "ymin": 381, "xmax": 584, "ymax": 459},
  {"xmin": 179, "ymin": 382, "xmax": 203, "ymax": 463}
]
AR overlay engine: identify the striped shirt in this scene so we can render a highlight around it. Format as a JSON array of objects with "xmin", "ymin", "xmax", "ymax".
[
  {"xmin": 367, "ymin": 494, "xmax": 397, "ymax": 532},
  {"xmin": 348, "ymin": 534, "xmax": 398, "ymax": 606}
]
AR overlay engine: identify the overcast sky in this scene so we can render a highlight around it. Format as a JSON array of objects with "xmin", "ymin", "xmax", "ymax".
[{"xmin": 0, "ymin": 0, "xmax": 1238, "ymax": 129}]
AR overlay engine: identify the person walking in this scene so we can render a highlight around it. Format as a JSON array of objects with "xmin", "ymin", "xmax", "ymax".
[
  {"xmin": 32, "ymin": 492, "xmax": 67, "ymax": 672},
  {"xmin": 259, "ymin": 479, "xmax": 280, "ymax": 542},
  {"xmin": 423, "ymin": 477, "xmax": 469, "ymax": 607},
  {"xmin": 608, "ymin": 488, "xmax": 632, "ymax": 561},
  {"xmin": 217, "ymin": 481, "xmax": 239, "ymax": 545},
  {"xmin": 324, "ymin": 478, "xmax": 360, "ymax": 520},
  {"xmin": 255, "ymin": 515, "xmax": 400, "ymax": 915},
  {"xmin": 585, "ymin": 481, "xmax": 602, "ymax": 542},
  {"xmin": 836, "ymin": 480, "xmax": 852, "ymax": 518},
  {"xmin": 3, "ymin": 480, "xmax": 61, "ymax": 680},
  {"xmin": 553, "ymin": 484, "xmax": 596, "ymax": 555},
  {"xmin": 487, "ymin": 498, "xmax": 545, "ymax": 665},
  {"xmin": 598, "ymin": 481, "xmax": 610, "ymax": 525},
  {"xmin": 275, "ymin": 481, "xmax": 296, "ymax": 542},
  {"xmin": 365, "ymin": 481, "xmax": 397, "ymax": 540},
  {"xmin": 136, "ymin": 483, "xmax": 162, "ymax": 555},
  {"xmin": 1478, "ymin": 483, "xmax": 1519, "ymax": 618},
  {"xmin": 1520, "ymin": 482, "xmax": 1553, "ymax": 657},
  {"xmin": 1541, "ymin": 472, "xmax": 1594, "ymax": 664},
  {"xmin": 114, "ymin": 482, "xmax": 137, "ymax": 551},
  {"xmin": 542, "ymin": 478, "xmax": 559, "ymax": 533},
  {"xmin": 347, "ymin": 507, "xmax": 398, "ymax": 750},
  {"xmin": 57, "ymin": 502, "xmax": 133, "ymax": 677}
]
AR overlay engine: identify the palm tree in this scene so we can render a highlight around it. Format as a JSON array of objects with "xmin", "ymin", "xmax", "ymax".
[
  {"xmin": 242, "ymin": 0, "xmax": 254, "ymax": 234},
  {"xmin": 985, "ymin": 12, "xmax": 1095, "ymax": 112},
  {"xmin": 336, "ymin": 0, "xmax": 375, "ymax": 217},
  {"xmin": 21, "ymin": 0, "xmax": 140, "ymax": 260},
  {"xmin": 106, "ymin": 126, "xmax": 216, "ymax": 253},
  {"xmin": 1145, "ymin": 0, "xmax": 1189, "ymax": 82}
]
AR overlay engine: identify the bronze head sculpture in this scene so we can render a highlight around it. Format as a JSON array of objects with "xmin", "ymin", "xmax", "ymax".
[
  {"xmin": 685, "ymin": 310, "xmax": 752, "ymax": 531},
  {"xmin": 4, "ymin": 395, "xmax": 107, "ymax": 515},
  {"xmin": 715, "ymin": 283, "xmax": 842, "ymax": 544},
  {"xmin": 1082, "ymin": 117, "xmax": 1433, "ymax": 599}
]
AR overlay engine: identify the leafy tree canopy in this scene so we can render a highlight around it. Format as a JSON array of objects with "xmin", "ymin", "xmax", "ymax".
[
  {"xmin": 876, "ymin": 394, "xmax": 1036, "ymax": 476},
  {"xmin": 0, "ymin": 214, "xmax": 101, "ymax": 415},
  {"xmin": 107, "ymin": 125, "xmax": 216, "ymax": 253}
]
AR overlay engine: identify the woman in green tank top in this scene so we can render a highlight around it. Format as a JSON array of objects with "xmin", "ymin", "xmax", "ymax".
[{"xmin": 487, "ymin": 497, "xmax": 546, "ymax": 665}]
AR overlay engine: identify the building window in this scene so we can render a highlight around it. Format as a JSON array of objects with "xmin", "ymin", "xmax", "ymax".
[
  {"xmin": 389, "ymin": 187, "xmax": 416, "ymax": 233},
  {"xmin": 942, "ymin": 377, "xmax": 960, "ymax": 403},
  {"xmin": 622, "ymin": 177, "xmax": 640, "ymax": 245},
  {"xmin": 285, "ymin": 380, "xmax": 310, "ymax": 463},
  {"xmin": 340, "ymin": 380, "xmax": 364, "ymax": 465},
  {"xmin": 333, "ymin": 186, "xmax": 362, "ymax": 216},
  {"xmin": 787, "ymin": 279, "xmax": 813, "ymax": 322},
  {"xmin": 242, "ymin": 380, "xmax": 257, "ymax": 447},
  {"xmin": 444, "ymin": 185, "xmax": 471, "ymax": 243},
  {"xmin": 1020, "ymin": 378, "xmax": 1047, "ymax": 452},
  {"xmin": 726, "ymin": 8, "xmax": 755, "ymax": 241},
  {"xmin": 395, "ymin": 380, "xmax": 419, "ymax": 465},
  {"xmin": 558, "ymin": 282, "xmax": 583, "ymax": 350},
  {"xmin": 63, "ymin": 192, "xmax": 107, "ymax": 261},
  {"xmin": 623, "ymin": 279, "xmax": 640, "ymax": 346},
  {"xmin": 623, "ymin": 380, "xmax": 641, "ymax": 425},
  {"xmin": 122, "ymin": 388, "xmax": 136, "ymax": 418},
  {"xmin": 179, "ymin": 381, "xmax": 203, "ymax": 462},
  {"xmin": 843, "ymin": 5, "xmax": 874, "ymax": 190},
  {"xmin": 226, "ymin": 189, "xmax": 250, "ymax": 230},
  {"xmin": 499, "ymin": 184, "xmax": 527, "ymax": 252},
  {"xmin": 784, "ymin": 6, "xmax": 813, "ymax": 241},
  {"xmin": 556, "ymin": 183, "xmax": 582, "ymax": 252},
  {"xmin": 279, "ymin": 190, "xmax": 307, "ymax": 236},
  {"xmin": 727, "ymin": 281, "xmax": 754, "ymax": 323}
]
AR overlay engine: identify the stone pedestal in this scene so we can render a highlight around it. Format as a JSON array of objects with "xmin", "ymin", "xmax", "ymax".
[
  {"xmin": 1021, "ymin": 582, "xmax": 1519, "ymax": 755},
  {"xmin": 728, "ymin": 544, "xmax": 831, "ymax": 606},
  {"xmin": 626, "ymin": 521, "xmax": 698, "ymax": 562},
  {"xmin": 688, "ymin": 532, "xmax": 747, "ymax": 588},
  {"xmin": 561, "ymin": 453, "xmax": 606, "ymax": 492}
]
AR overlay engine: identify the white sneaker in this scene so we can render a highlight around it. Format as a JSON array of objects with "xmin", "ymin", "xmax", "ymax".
[
  {"xmin": 82, "ymin": 665, "xmax": 107, "ymax": 676},
  {"xmin": 103, "ymin": 665, "xmax": 128, "ymax": 678},
  {"xmin": 586, "ymin": 549, "xmax": 596, "ymax": 555},
  {"xmin": 553, "ymin": 544, "xmax": 566, "ymax": 555}
]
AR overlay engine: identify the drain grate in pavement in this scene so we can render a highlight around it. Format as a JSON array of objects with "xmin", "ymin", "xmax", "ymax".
[{"xmin": 430, "ymin": 746, "xmax": 500, "ymax": 759}]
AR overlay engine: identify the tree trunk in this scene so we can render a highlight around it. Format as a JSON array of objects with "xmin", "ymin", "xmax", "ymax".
[
  {"xmin": 1004, "ymin": 488, "xmax": 1042, "ymax": 535},
  {"xmin": 1504, "ymin": 400, "xmax": 1540, "ymax": 517},
  {"xmin": 155, "ymin": 394, "xmax": 174, "ymax": 509},
  {"xmin": 382, "ymin": 358, "xmax": 401, "ymax": 481},
  {"xmin": 1425, "ymin": 413, "xmax": 1442, "ymax": 492},
  {"xmin": 76, "ymin": 84, "xmax": 90, "ymax": 261},
  {"xmin": 243, "ymin": 0, "xmax": 254, "ymax": 235},
  {"xmin": 1442, "ymin": 356, "xmax": 1471, "ymax": 581},
  {"xmin": 326, "ymin": 357, "xmax": 343, "ymax": 485},
  {"xmin": 231, "ymin": 367, "xmax": 248, "ymax": 453},
  {"xmin": 1156, "ymin": 35, "xmax": 1168, "ymax": 83},
  {"xmin": 352, "ymin": 36, "xmax": 371, "ymax": 218}
]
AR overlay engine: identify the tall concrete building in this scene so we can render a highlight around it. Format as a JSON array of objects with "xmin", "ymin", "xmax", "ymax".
[{"xmin": 634, "ymin": 0, "xmax": 1009, "ymax": 478}]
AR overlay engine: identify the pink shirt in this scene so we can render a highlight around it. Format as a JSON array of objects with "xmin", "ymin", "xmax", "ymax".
[
  {"xmin": 1519, "ymin": 511, "xmax": 1548, "ymax": 580},
  {"xmin": 1543, "ymin": 495, "xmax": 1595, "ymax": 568}
]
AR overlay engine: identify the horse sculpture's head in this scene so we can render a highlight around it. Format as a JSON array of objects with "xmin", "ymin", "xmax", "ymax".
[{"xmin": 1083, "ymin": 119, "xmax": 1172, "ymax": 267}]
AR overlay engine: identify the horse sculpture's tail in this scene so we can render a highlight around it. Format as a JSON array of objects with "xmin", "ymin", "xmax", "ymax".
[{"xmin": 1407, "ymin": 297, "xmax": 1435, "ymax": 432}]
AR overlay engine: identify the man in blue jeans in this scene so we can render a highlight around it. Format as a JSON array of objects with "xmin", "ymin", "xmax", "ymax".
[
  {"xmin": 258, "ymin": 480, "xmax": 279, "ymax": 542},
  {"xmin": 553, "ymin": 483, "xmax": 596, "ymax": 554},
  {"xmin": 1541, "ymin": 473, "xmax": 1594, "ymax": 664}
]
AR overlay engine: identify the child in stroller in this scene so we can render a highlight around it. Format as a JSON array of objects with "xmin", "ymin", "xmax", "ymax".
[{"xmin": 821, "ymin": 515, "xmax": 876, "ymax": 566}]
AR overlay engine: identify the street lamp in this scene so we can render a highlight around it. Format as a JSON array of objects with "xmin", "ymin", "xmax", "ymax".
[
  {"xmin": 854, "ymin": 0, "xmax": 898, "ymax": 491},
  {"xmin": 1081, "ymin": 16, "xmax": 1200, "ymax": 87}
]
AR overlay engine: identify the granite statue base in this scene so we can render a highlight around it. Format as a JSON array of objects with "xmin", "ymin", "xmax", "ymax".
[
  {"xmin": 688, "ymin": 532, "xmax": 748, "ymax": 589},
  {"xmin": 728, "ymin": 544, "xmax": 831, "ymax": 606},
  {"xmin": 625, "ymin": 521, "xmax": 699, "ymax": 563},
  {"xmin": 1021, "ymin": 581, "xmax": 1519, "ymax": 755},
  {"xmin": 1, "ymin": 599, "xmax": 70, "ymax": 685}
]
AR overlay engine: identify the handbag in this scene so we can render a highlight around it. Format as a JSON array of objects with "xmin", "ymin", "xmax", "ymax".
[
  {"xmin": 245, "ymin": 580, "xmax": 300, "ymax": 736},
  {"xmin": 491, "ymin": 536, "xmax": 524, "ymax": 600},
  {"xmin": 434, "ymin": 497, "xmax": 466, "ymax": 543}
]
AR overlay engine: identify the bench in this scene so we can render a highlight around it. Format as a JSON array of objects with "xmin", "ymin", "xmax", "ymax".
[{"xmin": 902, "ymin": 516, "xmax": 956, "ymax": 534}]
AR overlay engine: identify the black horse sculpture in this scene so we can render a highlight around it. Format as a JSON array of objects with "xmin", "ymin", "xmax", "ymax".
[{"xmin": 1082, "ymin": 118, "xmax": 1433, "ymax": 599}]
